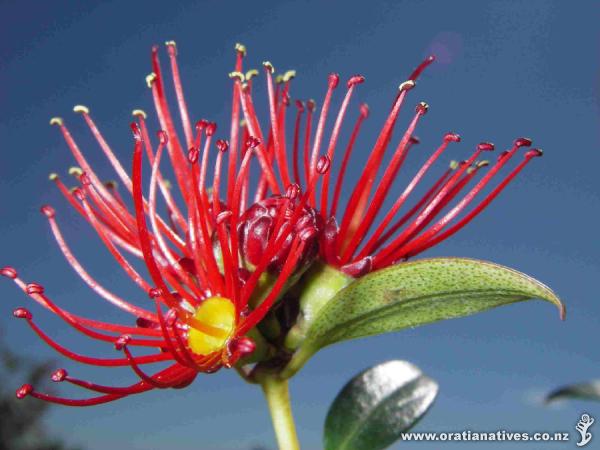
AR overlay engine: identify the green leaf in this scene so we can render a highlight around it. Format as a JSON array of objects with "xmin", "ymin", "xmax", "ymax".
[
  {"xmin": 283, "ymin": 258, "xmax": 563, "ymax": 378},
  {"xmin": 546, "ymin": 380, "xmax": 600, "ymax": 403},
  {"xmin": 324, "ymin": 360, "xmax": 438, "ymax": 450}
]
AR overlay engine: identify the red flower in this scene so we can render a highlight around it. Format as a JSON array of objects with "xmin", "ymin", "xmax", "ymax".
[
  {"xmin": 3, "ymin": 41, "xmax": 542, "ymax": 407},
  {"xmin": 2, "ymin": 42, "xmax": 323, "ymax": 406},
  {"xmin": 234, "ymin": 55, "xmax": 542, "ymax": 277}
]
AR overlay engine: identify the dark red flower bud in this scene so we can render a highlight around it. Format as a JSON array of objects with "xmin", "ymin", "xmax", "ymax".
[{"xmin": 238, "ymin": 196, "xmax": 323, "ymax": 272}]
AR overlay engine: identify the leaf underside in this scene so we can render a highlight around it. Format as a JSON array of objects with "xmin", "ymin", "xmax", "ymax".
[
  {"xmin": 324, "ymin": 360, "xmax": 438, "ymax": 450},
  {"xmin": 302, "ymin": 258, "xmax": 564, "ymax": 354}
]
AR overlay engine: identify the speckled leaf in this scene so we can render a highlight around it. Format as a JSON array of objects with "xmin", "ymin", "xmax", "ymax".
[
  {"xmin": 324, "ymin": 360, "xmax": 438, "ymax": 450},
  {"xmin": 546, "ymin": 380, "xmax": 600, "ymax": 403},
  {"xmin": 285, "ymin": 258, "xmax": 563, "ymax": 376}
]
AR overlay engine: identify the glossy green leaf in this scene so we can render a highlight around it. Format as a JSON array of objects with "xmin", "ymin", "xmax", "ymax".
[
  {"xmin": 546, "ymin": 380, "xmax": 600, "ymax": 403},
  {"xmin": 324, "ymin": 360, "xmax": 438, "ymax": 450},
  {"xmin": 283, "ymin": 258, "xmax": 563, "ymax": 378}
]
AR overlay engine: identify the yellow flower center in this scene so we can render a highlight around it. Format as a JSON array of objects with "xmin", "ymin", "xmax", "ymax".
[{"xmin": 187, "ymin": 296, "xmax": 236, "ymax": 356}]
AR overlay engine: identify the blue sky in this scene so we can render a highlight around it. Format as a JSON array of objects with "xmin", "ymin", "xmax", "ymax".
[{"xmin": 0, "ymin": 1, "xmax": 598, "ymax": 449}]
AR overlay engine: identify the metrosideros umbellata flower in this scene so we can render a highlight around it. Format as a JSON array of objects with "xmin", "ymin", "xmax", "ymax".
[{"xmin": 2, "ymin": 42, "xmax": 564, "ymax": 450}]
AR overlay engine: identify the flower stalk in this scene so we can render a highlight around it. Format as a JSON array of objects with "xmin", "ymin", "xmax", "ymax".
[{"xmin": 260, "ymin": 374, "xmax": 300, "ymax": 450}]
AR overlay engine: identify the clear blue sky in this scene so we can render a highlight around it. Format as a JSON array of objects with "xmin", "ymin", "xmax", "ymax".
[{"xmin": 1, "ymin": 1, "xmax": 598, "ymax": 449}]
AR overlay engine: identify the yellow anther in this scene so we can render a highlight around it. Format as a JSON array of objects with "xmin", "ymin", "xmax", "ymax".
[
  {"xmin": 398, "ymin": 80, "xmax": 416, "ymax": 91},
  {"xmin": 132, "ymin": 109, "xmax": 147, "ymax": 119},
  {"xmin": 48, "ymin": 173, "xmax": 59, "ymax": 181},
  {"xmin": 275, "ymin": 74, "xmax": 284, "ymax": 84},
  {"xmin": 228, "ymin": 71, "xmax": 245, "ymax": 82},
  {"xmin": 49, "ymin": 117, "xmax": 63, "ymax": 126},
  {"xmin": 235, "ymin": 43, "xmax": 247, "ymax": 56},
  {"xmin": 73, "ymin": 105, "xmax": 89, "ymax": 114},
  {"xmin": 187, "ymin": 296, "xmax": 236, "ymax": 356},
  {"xmin": 262, "ymin": 61, "xmax": 275, "ymax": 74},
  {"xmin": 240, "ymin": 118, "xmax": 247, "ymax": 127},
  {"xmin": 449, "ymin": 160, "xmax": 459, "ymax": 170},
  {"xmin": 68, "ymin": 167, "xmax": 83, "ymax": 177},
  {"xmin": 477, "ymin": 160, "xmax": 490, "ymax": 168},
  {"xmin": 146, "ymin": 73, "xmax": 157, "ymax": 88},
  {"xmin": 165, "ymin": 40, "xmax": 177, "ymax": 51},
  {"xmin": 245, "ymin": 69, "xmax": 259, "ymax": 80},
  {"xmin": 283, "ymin": 70, "xmax": 296, "ymax": 82},
  {"xmin": 163, "ymin": 179, "xmax": 172, "ymax": 189}
]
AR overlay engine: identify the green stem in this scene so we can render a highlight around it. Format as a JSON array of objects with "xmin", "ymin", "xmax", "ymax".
[{"xmin": 260, "ymin": 375, "xmax": 300, "ymax": 450}]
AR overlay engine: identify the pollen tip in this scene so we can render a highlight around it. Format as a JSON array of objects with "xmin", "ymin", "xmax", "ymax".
[
  {"xmin": 328, "ymin": 73, "xmax": 340, "ymax": 88},
  {"xmin": 477, "ymin": 142, "xmax": 495, "ymax": 152},
  {"xmin": 16, "ymin": 384, "xmax": 33, "ymax": 399},
  {"xmin": 132, "ymin": 109, "xmax": 147, "ymax": 119},
  {"xmin": 130, "ymin": 122, "xmax": 143, "ymax": 141},
  {"xmin": 347, "ymin": 75, "xmax": 365, "ymax": 88},
  {"xmin": 187, "ymin": 148, "xmax": 199, "ymax": 164},
  {"xmin": 245, "ymin": 69, "xmax": 259, "ymax": 80},
  {"xmin": 262, "ymin": 61, "xmax": 275, "ymax": 74},
  {"xmin": 51, "ymin": 368, "xmax": 68, "ymax": 382},
  {"xmin": 40, "ymin": 205, "xmax": 56, "ymax": 218},
  {"xmin": 514, "ymin": 137, "xmax": 533, "ymax": 148},
  {"xmin": 195, "ymin": 119, "xmax": 208, "ymax": 131},
  {"xmin": 104, "ymin": 180, "xmax": 118, "ymax": 189},
  {"xmin": 13, "ymin": 307, "xmax": 32, "ymax": 320},
  {"xmin": 114, "ymin": 334, "xmax": 132, "ymax": 351},
  {"xmin": 49, "ymin": 117, "xmax": 63, "ymax": 126},
  {"xmin": 205, "ymin": 122, "xmax": 217, "ymax": 136},
  {"xmin": 283, "ymin": 70, "xmax": 296, "ymax": 82},
  {"xmin": 1, "ymin": 266, "xmax": 18, "ymax": 279},
  {"xmin": 228, "ymin": 71, "xmax": 245, "ymax": 82},
  {"xmin": 216, "ymin": 139, "xmax": 229, "ymax": 152},
  {"xmin": 409, "ymin": 136, "xmax": 420, "ymax": 145},
  {"xmin": 26, "ymin": 282, "xmax": 45, "ymax": 295},
  {"xmin": 444, "ymin": 132, "xmax": 461, "ymax": 143},
  {"xmin": 477, "ymin": 160, "xmax": 490, "ymax": 168},
  {"xmin": 526, "ymin": 148, "xmax": 543, "ymax": 158},
  {"xmin": 398, "ymin": 80, "xmax": 416, "ymax": 92},
  {"xmin": 416, "ymin": 101, "xmax": 429, "ymax": 114},
  {"xmin": 239, "ymin": 118, "xmax": 247, "ymax": 127},
  {"xmin": 449, "ymin": 160, "xmax": 459, "ymax": 170},
  {"xmin": 275, "ymin": 74, "xmax": 284, "ymax": 84},
  {"xmin": 316, "ymin": 155, "xmax": 331, "ymax": 174},
  {"xmin": 156, "ymin": 130, "xmax": 169, "ymax": 145},
  {"xmin": 48, "ymin": 173, "xmax": 59, "ymax": 181},
  {"xmin": 165, "ymin": 40, "xmax": 177, "ymax": 53},
  {"xmin": 72, "ymin": 187, "xmax": 85, "ymax": 200},
  {"xmin": 68, "ymin": 166, "xmax": 83, "ymax": 177},
  {"xmin": 285, "ymin": 183, "xmax": 301, "ymax": 200},
  {"xmin": 145, "ymin": 73, "xmax": 157, "ymax": 88},
  {"xmin": 235, "ymin": 42, "xmax": 247, "ymax": 56},
  {"xmin": 73, "ymin": 105, "xmax": 89, "ymax": 114},
  {"xmin": 360, "ymin": 103, "xmax": 370, "ymax": 118},
  {"xmin": 246, "ymin": 136, "xmax": 261, "ymax": 149},
  {"xmin": 148, "ymin": 287, "xmax": 163, "ymax": 299}
]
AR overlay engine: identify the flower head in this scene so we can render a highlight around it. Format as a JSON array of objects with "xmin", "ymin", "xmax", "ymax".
[
  {"xmin": 2, "ymin": 42, "xmax": 323, "ymax": 406},
  {"xmin": 3, "ymin": 41, "xmax": 542, "ymax": 407}
]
